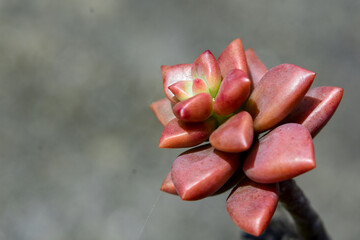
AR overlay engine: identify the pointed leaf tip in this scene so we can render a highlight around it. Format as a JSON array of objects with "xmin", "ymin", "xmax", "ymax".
[
  {"xmin": 160, "ymin": 171, "xmax": 178, "ymax": 195},
  {"xmin": 192, "ymin": 78, "xmax": 209, "ymax": 95},
  {"xmin": 218, "ymin": 38, "xmax": 248, "ymax": 78},
  {"xmin": 192, "ymin": 50, "xmax": 221, "ymax": 97},
  {"xmin": 227, "ymin": 178, "xmax": 278, "ymax": 236}
]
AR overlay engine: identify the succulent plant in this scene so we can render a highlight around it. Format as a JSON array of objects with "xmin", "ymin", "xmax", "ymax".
[{"xmin": 150, "ymin": 38, "xmax": 343, "ymax": 237}]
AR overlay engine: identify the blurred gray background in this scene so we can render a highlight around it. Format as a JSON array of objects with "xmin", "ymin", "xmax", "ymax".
[{"xmin": 0, "ymin": 0, "xmax": 359, "ymax": 239}]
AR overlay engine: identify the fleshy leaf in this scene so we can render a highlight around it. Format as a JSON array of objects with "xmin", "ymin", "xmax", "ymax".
[
  {"xmin": 172, "ymin": 93, "xmax": 213, "ymax": 122},
  {"xmin": 162, "ymin": 164, "xmax": 245, "ymax": 197},
  {"xmin": 191, "ymin": 50, "xmax": 222, "ymax": 97},
  {"xmin": 210, "ymin": 111, "xmax": 253, "ymax": 153},
  {"xmin": 282, "ymin": 86, "xmax": 343, "ymax": 138},
  {"xmin": 243, "ymin": 123, "xmax": 315, "ymax": 183},
  {"xmin": 150, "ymin": 98, "xmax": 176, "ymax": 126},
  {"xmin": 168, "ymin": 80, "xmax": 193, "ymax": 101},
  {"xmin": 218, "ymin": 38, "xmax": 249, "ymax": 78},
  {"xmin": 171, "ymin": 144, "xmax": 240, "ymax": 200},
  {"xmin": 159, "ymin": 118, "xmax": 216, "ymax": 148},
  {"xmin": 160, "ymin": 171, "xmax": 178, "ymax": 195},
  {"xmin": 161, "ymin": 64, "xmax": 192, "ymax": 103},
  {"xmin": 245, "ymin": 48, "xmax": 268, "ymax": 89},
  {"xmin": 192, "ymin": 78, "xmax": 209, "ymax": 95},
  {"xmin": 244, "ymin": 63, "xmax": 315, "ymax": 133},
  {"xmin": 213, "ymin": 69, "xmax": 251, "ymax": 116},
  {"xmin": 226, "ymin": 178, "xmax": 279, "ymax": 237}
]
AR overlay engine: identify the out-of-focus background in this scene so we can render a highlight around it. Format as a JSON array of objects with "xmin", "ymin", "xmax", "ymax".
[{"xmin": 0, "ymin": 0, "xmax": 359, "ymax": 239}]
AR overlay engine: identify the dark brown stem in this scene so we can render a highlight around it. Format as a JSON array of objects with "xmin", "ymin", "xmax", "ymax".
[{"xmin": 279, "ymin": 179, "xmax": 331, "ymax": 240}]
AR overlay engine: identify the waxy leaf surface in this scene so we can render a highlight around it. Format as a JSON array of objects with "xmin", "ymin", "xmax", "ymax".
[
  {"xmin": 150, "ymin": 98, "xmax": 176, "ymax": 126},
  {"xmin": 245, "ymin": 64, "xmax": 315, "ymax": 133},
  {"xmin": 217, "ymin": 38, "xmax": 248, "ymax": 78},
  {"xmin": 245, "ymin": 48, "xmax": 268, "ymax": 89},
  {"xmin": 160, "ymin": 171, "xmax": 177, "ymax": 195},
  {"xmin": 283, "ymin": 86, "xmax": 343, "ymax": 138},
  {"xmin": 213, "ymin": 69, "xmax": 251, "ymax": 116},
  {"xmin": 191, "ymin": 50, "xmax": 221, "ymax": 97},
  {"xmin": 173, "ymin": 93, "xmax": 213, "ymax": 122},
  {"xmin": 243, "ymin": 123, "xmax": 315, "ymax": 183},
  {"xmin": 161, "ymin": 165, "xmax": 245, "ymax": 197},
  {"xmin": 171, "ymin": 144, "xmax": 240, "ymax": 200},
  {"xmin": 227, "ymin": 178, "xmax": 278, "ymax": 236},
  {"xmin": 168, "ymin": 80, "xmax": 193, "ymax": 101},
  {"xmin": 210, "ymin": 111, "xmax": 253, "ymax": 152},
  {"xmin": 192, "ymin": 78, "xmax": 209, "ymax": 95},
  {"xmin": 159, "ymin": 118, "xmax": 216, "ymax": 148},
  {"xmin": 162, "ymin": 64, "xmax": 192, "ymax": 103}
]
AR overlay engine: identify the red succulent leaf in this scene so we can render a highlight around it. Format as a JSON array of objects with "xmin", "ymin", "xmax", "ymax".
[
  {"xmin": 217, "ymin": 38, "xmax": 249, "ymax": 78},
  {"xmin": 159, "ymin": 118, "xmax": 216, "ymax": 148},
  {"xmin": 213, "ymin": 69, "xmax": 251, "ymax": 116},
  {"xmin": 245, "ymin": 63, "xmax": 316, "ymax": 133},
  {"xmin": 192, "ymin": 78, "xmax": 209, "ymax": 95},
  {"xmin": 243, "ymin": 123, "xmax": 315, "ymax": 183},
  {"xmin": 150, "ymin": 98, "xmax": 176, "ymax": 126},
  {"xmin": 171, "ymin": 144, "xmax": 240, "ymax": 200},
  {"xmin": 161, "ymin": 164, "xmax": 245, "ymax": 197},
  {"xmin": 172, "ymin": 92, "xmax": 213, "ymax": 122},
  {"xmin": 210, "ymin": 111, "xmax": 253, "ymax": 152},
  {"xmin": 161, "ymin": 64, "xmax": 192, "ymax": 103},
  {"xmin": 245, "ymin": 48, "xmax": 268, "ymax": 89},
  {"xmin": 160, "ymin": 171, "xmax": 178, "ymax": 195},
  {"xmin": 191, "ymin": 50, "xmax": 222, "ymax": 97},
  {"xmin": 168, "ymin": 80, "xmax": 193, "ymax": 101},
  {"xmin": 226, "ymin": 178, "xmax": 279, "ymax": 236},
  {"xmin": 282, "ymin": 86, "xmax": 344, "ymax": 138}
]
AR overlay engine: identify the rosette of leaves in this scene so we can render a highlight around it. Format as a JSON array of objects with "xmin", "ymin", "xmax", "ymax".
[{"xmin": 150, "ymin": 39, "xmax": 343, "ymax": 236}]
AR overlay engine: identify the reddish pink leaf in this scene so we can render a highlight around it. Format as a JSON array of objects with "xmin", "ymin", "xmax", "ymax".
[
  {"xmin": 159, "ymin": 118, "xmax": 216, "ymax": 148},
  {"xmin": 218, "ymin": 38, "xmax": 249, "ymax": 78},
  {"xmin": 191, "ymin": 50, "xmax": 222, "ymax": 97},
  {"xmin": 171, "ymin": 144, "xmax": 240, "ymax": 200},
  {"xmin": 150, "ymin": 98, "xmax": 176, "ymax": 126},
  {"xmin": 168, "ymin": 80, "xmax": 193, "ymax": 101},
  {"xmin": 172, "ymin": 93, "xmax": 213, "ymax": 122},
  {"xmin": 283, "ymin": 86, "xmax": 344, "ymax": 138},
  {"xmin": 161, "ymin": 166, "xmax": 244, "ymax": 197},
  {"xmin": 226, "ymin": 178, "xmax": 278, "ymax": 236},
  {"xmin": 210, "ymin": 111, "xmax": 254, "ymax": 152},
  {"xmin": 243, "ymin": 123, "xmax": 315, "ymax": 183},
  {"xmin": 244, "ymin": 64, "xmax": 316, "ymax": 133},
  {"xmin": 161, "ymin": 64, "xmax": 192, "ymax": 103},
  {"xmin": 160, "ymin": 171, "xmax": 178, "ymax": 195},
  {"xmin": 245, "ymin": 48, "xmax": 268, "ymax": 89},
  {"xmin": 213, "ymin": 69, "xmax": 251, "ymax": 116},
  {"xmin": 192, "ymin": 78, "xmax": 209, "ymax": 95}
]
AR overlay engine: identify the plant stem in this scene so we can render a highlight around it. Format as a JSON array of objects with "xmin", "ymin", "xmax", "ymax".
[{"xmin": 278, "ymin": 179, "xmax": 331, "ymax": 240}]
